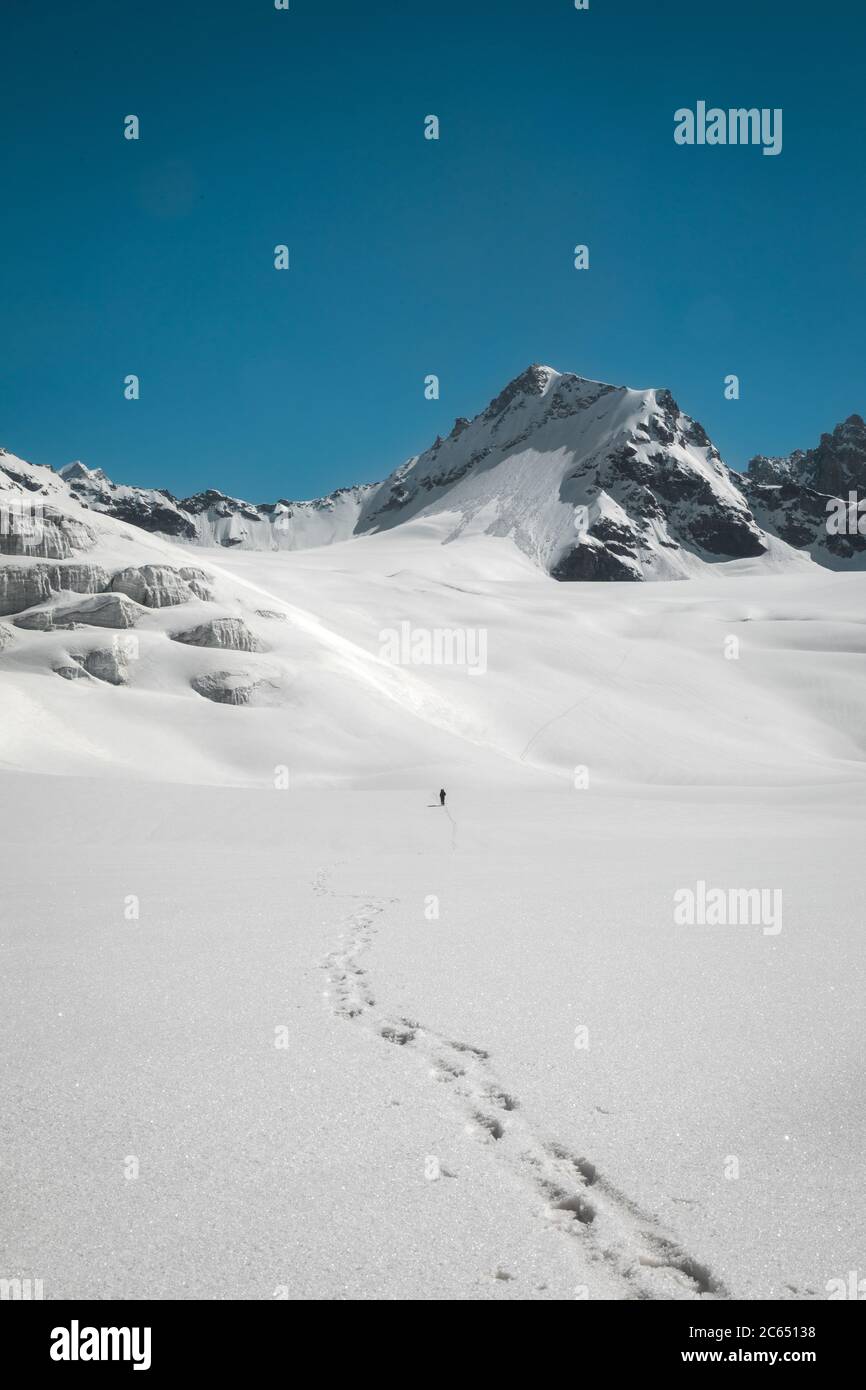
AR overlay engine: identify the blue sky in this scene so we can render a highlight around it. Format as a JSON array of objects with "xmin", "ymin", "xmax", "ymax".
[{"xmin": 1, "ymin": 0, "xmax": 864, "ymax": 501}]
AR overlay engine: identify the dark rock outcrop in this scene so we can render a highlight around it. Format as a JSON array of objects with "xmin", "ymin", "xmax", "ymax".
[{"xmin": 735, "ymin": 414, "xmax": 866, "ymax": 568}]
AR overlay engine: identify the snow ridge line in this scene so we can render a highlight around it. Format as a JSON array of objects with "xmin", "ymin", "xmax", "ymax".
[{"xmin": 317, "ymin": 871, "xmax": 728, "ymax": 1300}]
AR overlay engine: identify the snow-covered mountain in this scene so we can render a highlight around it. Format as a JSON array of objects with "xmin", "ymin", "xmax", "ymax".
[
  {"xmin": 42, "ymin": 365, "xmax": 772, "ymax": 581},
  {"xmin": 2, "ymin": 420, "xmax": 866, "ymax": 788},
  {"xmin": 736, "ymin": 413, "xmax": 866, "ymax": 571},
  {"xmin": 16, "ymin": 364, "xmax": 861, "ymax": 582},
  {"xmin": 354, "ymin": 365, "xmax": 772, "ymax": 581},
  {"xmin": 57, "ymin": 460, "xmax": 375, "ymax": 550}
]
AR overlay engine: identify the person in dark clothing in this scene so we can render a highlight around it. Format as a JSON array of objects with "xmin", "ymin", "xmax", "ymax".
[{"xmin": 439, "ymin": 788, "xmax": 446, "ymax": 806}]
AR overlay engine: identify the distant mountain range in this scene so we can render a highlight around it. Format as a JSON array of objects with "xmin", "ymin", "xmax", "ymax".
[{"xmin": 5, "ymin": 364, "xmax": 866, "ymax": 580}]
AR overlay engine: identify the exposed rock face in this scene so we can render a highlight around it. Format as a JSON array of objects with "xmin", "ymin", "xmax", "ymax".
[
  {"xmin": 552, "ymin": 540, "xmax": 642, "ymax": 581},
  {"xmin": 15, "ymin": 610, "xmax": 65, "ymax": 631},
  {"xmin": 74, "ymin": 647, "xmax": 130, "ymax": 685},
  {"xmin": 191, "ymin": 671, "xmax": 261, "ymax": 705},
  {"xmin": 356, "ymin": 368, "xmax": 767, "ymax": 581},
  {"xmin": 171, "ymin": 617, "xmax": 263, "ymax": 652},
  {"xmin": 110, "ymin": 564, "xmax": 212, "ymax": 607},
  {"xmin": 0, "ymin": 503, "xmax": 96, "ymax": 559},
  {"xmin": 739, "ymin": 479, "xmax": 830, "ymax": 549},
  {"xmin": 52, "ymin": 562, "xmax": 111, "ymax": 594},
  {"xmin": 0, "ymin": 562, "xmax": 110, "ymax": 616},
  {"xmin": 15, "ymin": 592, "xmax": 142, "ymax": 630},
  {"xmin": 102, "ymin": 496, "xmax": 198, "ymax": 540},
  {"xmin": 550, "ymin": 390, "xmax": 765, "ymax": 580},
  {"xmin": 60, "ymin": 461, "xmax": 374, "ymax": 552},
  {"xmin": 59, "ymin": 463, "xmax": 196, "ymax": 538},
  {"xmin": 54, "ymin": 642, "xmax": 131, "ymax": 684},
  {"xmin": 745, "ymin": 453, "xmax": 806, "ymax": 485},
  {"xmin": 255, "ymin": 609, "xmax": 287, "ymax": 621},
  {"xmin": 792, "ymin": 414, "xmax": 866, "ymax": 495},
  {"xmin": 482, "ymin": 363, "xmax": 565, "ymax": 421},
  {"xmin": 594, "ymin": 395, "xmax": 764, "ymax": 558},
  {"xmin": 0, "ymin": 622, "xmax": 14, "ymax": 651},
  {"xmin": 735, "ymin": 414, "xmax": 866, "ymax": 569},
  {"xmin": 177, "ymin": 567, "xmax": 213, "ymax": 598},
  {"xmin": 5, "ymin": 374, "xmax": 864, "ymax": 583},
  {"xmin": 744, "ymin": 416, "xmax": 866, "ymax": 495}
]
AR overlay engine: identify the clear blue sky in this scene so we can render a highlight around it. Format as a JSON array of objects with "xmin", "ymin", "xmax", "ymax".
[{"xmin": 1, "ymin": 0, "xmax": 864, "ymax": 501}]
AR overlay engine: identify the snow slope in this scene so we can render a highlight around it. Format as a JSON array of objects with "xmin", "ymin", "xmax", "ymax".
[
  {"xmin": 1, "ymin": 779, "xmax": 862, "ymax": 1299},
  {"xmin": 1, "ymin": 440, "xmax": 865, "ymax": 788}
]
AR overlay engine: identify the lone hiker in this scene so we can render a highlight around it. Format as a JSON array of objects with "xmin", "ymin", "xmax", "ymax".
[{"xmin": 439, "ymin": 788, "xmax": 446, "ymax": 807}]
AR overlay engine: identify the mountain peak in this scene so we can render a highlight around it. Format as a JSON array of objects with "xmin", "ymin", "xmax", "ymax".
[
  {"xmin": 748, "ymin": 413, "xmax": 866, "ymax": 497},
  {"xmin": 483, "ymin": 364, "xmax": 560, "ymax": 419},
  {"xmin": 60, "ymin": 461, "xmax": 110, "ymax": 485}
]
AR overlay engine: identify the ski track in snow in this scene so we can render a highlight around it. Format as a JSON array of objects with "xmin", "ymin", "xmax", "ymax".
[{"xmin": 317, "ymin": 870, "xmax": 728, "ymax": 1301}]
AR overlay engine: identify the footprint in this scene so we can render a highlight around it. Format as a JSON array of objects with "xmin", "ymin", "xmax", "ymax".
[
  {"xmin": 639, "ymin": 1235, "xmax": 719, "ymax": 1296},
  {"xmin": 432, "ymin": 1057, "xmax": 465, "ymax": 1080},
  {"xmin": 449, "ymin": 1040, "xmax": 490, "ymax": 1060},
  {"xmin": 472, "ymin": 1112, "xmax": 505, "ymax": 1141},
  {"xmin": 380, "ymin": 1021, "xmax": 417, "ymax": 1046},
  {"xmin": 484, "ymin": 1087, "xmax": 518, "ymax": 1112},
  {"xmin": 544, "ymin": 1142, "xmax": 597, "ymax": 1186},
  {"xmin": 548, "ymin": 1193, "xmax": 596, "ymax": 1226}
]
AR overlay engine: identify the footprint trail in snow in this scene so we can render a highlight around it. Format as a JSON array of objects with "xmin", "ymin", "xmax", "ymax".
[{"xmin": 318, "ymin": 871, "xmax": 727, "ymax": 1300}]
